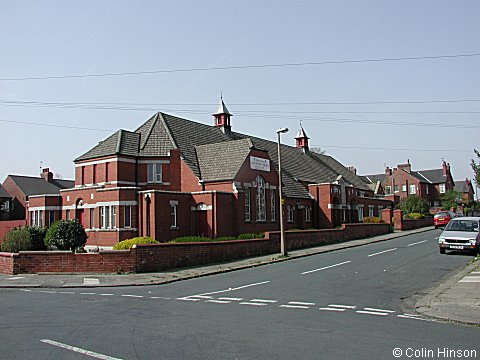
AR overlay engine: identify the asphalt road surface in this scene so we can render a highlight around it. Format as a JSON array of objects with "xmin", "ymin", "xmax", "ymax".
[{"xmin": 1, "ymin": 229, "xmax": 479, "ymax": 360}]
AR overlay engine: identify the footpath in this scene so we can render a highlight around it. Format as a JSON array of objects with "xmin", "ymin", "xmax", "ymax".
[{"xmin": 0, "ymin": 227, "xmax": 478, "ymax": 326}]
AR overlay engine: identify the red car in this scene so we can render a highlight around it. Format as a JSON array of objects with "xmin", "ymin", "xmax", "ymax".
[{"xmin": 434, "ymin": 211, "xmax": 456, "ymax": 229}]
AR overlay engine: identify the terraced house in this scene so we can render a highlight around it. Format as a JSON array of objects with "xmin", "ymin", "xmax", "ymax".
[{"xmin": 27, "ymin": 98, "xmax": 392, "ymax": 248}]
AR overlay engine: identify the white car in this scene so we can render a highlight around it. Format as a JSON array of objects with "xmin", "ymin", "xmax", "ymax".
[{"xmin": 438, "ymin": 217, "xmax": 480, "ymax": 255}]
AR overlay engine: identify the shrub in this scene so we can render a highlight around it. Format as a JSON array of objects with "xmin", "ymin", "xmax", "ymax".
[
  {"xmin": 214, "ymin": 236, "xmax": 237, "ymax": 241},
  {"xmin": 362, "ymin": 216, "xmax": 384, "ymax": 223},
  {"xmin": 45, "ymin": 220, "xmax": 87, "ymax": 253},
  {"xmin": 168, "ymin": 236, "xmax": 212, "ymax": 243},
  {"xmin": 1, "ymin": 227, "xmax": 33, "ymax": 252},
  {"xmin": 396, "ymin": 195, "xmax": 430, "ymax": 215},
  {"xmin": 113, "ymin": 237, "xmax": 159, "ymax": 250},
  {"xmin": 44, "ymin": 220, "xmax": 61, "ymax": 248},
  {"xmin": 27, "ymin": 226, "xmax": 47, "ymax": 250},
  {"xmin": 237, "ymin": 233, "xmax": 265, "ymax": 240},
  {"xmin": 404, "ymin": 212, "xmax": 424, "ymax": 220}
]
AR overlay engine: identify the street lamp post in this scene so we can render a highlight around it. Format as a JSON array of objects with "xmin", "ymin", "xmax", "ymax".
[{"xmin": 277, "ymin": 127, "xmax": 289, "ymax": 257}]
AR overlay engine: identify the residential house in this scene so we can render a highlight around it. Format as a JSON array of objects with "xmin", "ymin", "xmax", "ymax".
[
  {"xmin": 454, "ymin": 178, "xmax": 475, "ymax": 206},
  {"xmin": 27, "ymin": 98, "xmax": 392, "ymax": 247},
  {"xmin": 0, "ymin": 185, "xmax": 12, "ymax": 221},
  {"xmin": 1, "ymin": 168, "xmax": 74, "ymax": 224},
  {"xmin": 363, "ymin": 160, "xmax": 455, "ymax": 211}
]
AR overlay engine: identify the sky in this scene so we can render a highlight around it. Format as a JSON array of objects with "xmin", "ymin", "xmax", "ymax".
[{"xmin": 1, "ymin": 1, "xmax": 479, "ymax": 195}]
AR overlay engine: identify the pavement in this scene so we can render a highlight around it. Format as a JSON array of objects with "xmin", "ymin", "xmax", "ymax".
[{"xmin": 1, "ymin": 226, "xmax": 478, "ymax": 326}]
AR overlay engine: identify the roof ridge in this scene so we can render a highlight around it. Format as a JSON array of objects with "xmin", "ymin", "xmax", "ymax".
[
  {"xmin": 116, "ymin": 129, "xmax": 123, "ymax": 154},
  {"xmin": 157, "ymin": 113, "xmax": 179, "ymax": 150},
  {"xmin": 139, "ymin": 113, "xmax": 160, "ymax": 151}
]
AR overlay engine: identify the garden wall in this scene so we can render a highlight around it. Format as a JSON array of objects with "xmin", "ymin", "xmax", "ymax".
[{"xmin": 0, "ymin": 223, "xmax": 393, "ymax": 275}]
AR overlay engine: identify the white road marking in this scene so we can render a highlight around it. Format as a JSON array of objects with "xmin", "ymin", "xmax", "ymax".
[
  {"xmin": 7, "ymin": 276, "xmax": 25, "ymax": 280},
  {"xmin": 239, "ymin": 302, "xmax": 269, "ymax": 306},
  {"xmin": 150, "ymin": 297, "xmax": 171, "ymax": 300},
  {"xmin": 397, "ymin": 315, "xmax": 433, "ymax": 321},
  {"xmin": 471, "ymin": 271, "xmax": 480, "ymax": 275},
  {"xmin": 41, "ymin": 339, "xmax": 122, "ymax": 360},
  {"xmin": 288, "ymin": 301, "xmax": 315, "ymax": 306},
  {"xmin": 58, "ymin": 291, "xmax": 76, "ymax": 294},
  {"xmin": 319, "ymin": 307, "xmax": 346, "ymax": 312},
  {"xmin": 194, "ymin": 281, "xmax": 271, "ymax": 297},
  {"xmin": 459, "ymin": 276, "xmax": 480, "ymax": 283},
  {"xmin": 188, "ymin": 295, "xmax": 213, "ymax": 299},
  {"xmin": 280, "ymin": 304, "xmax": 310, "ymax": 309},
  {"xmin": 301, "ymin": 261, "xmax": 352, "ymax": 275},
  {"xmin": 80, "ymin": 292, "xmax": 97, "ymax": 295},
  {"xmin": 20, "ymin": 289, "xmax": 31, "ymax": 292},
  {"xmin": 407, "ymin": 240, "xmax": 428, "ymax": 247},
  {"xmin": 206, "ymin": 299, "xmax": 231, "ymax": 304},
  {"xmin": 363, "ymin": 307, "xmax": 395, "ymax": 313},
  {"xmin": 367, "ymin": 248, "xmax": 397, "ymax": 257},
  {"xmin": 356, "ymin": 310, "xmax": 389, "ymax": 316},
  {"xmin": 250, "ymin": 299, "xmax": 278, "ymax": 303},
  {"xmin": 328, "ymin": 304, "xmax": 356, "ymax": 309},
  {"xmin": 218, "ymin": 297, "xmax": 244, "ymax": 301},
  {"xmin": 100, "ymin": 294, "xmax": 114, "ymax": 296},
  {"xmin": 83, "ymin": 278, "xmax": 100, "ymax": 285},
  {"xmin": 36, "ymin": 290, "xmax": 56, "ymax": 293},
  {"xmin": 177, "ymin": 297, "xmax": 201, "ymax": 301},
  {"xmin": 121, "ymin": 295, "xmax": 143, "ymax": 298}
]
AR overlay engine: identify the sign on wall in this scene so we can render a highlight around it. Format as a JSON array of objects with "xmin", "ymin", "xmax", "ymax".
[{"xmin": 250, "ymin": 156, "xmax": 271, "ymax": 172}]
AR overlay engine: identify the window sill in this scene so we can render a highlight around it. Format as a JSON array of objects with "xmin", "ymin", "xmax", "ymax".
[{"xmin": 170, "ymin": 226, "xmax": 179, "ymax": 230}]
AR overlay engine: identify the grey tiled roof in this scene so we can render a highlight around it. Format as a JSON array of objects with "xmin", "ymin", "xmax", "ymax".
[
  {"xmin": 454, "ymin": 180, "xmax": 470, "ymax": 193},
  {"xmin": 74, "ymin": 111, "xmax": 376, "ymax": 199},
  {"xmin": 414, "ymin": 169, "xmax": 446, "ymax": 184},
  {"xmin": 0, "ymin": 185, "xmax": 11, "ymax": 198},
  {"xmin": 196, "ymin": 139, "xmax": 253, "ymax": 182},
  {"xmin": 9, "ymin": 176, "xmax": 74, "ymax": 197}
]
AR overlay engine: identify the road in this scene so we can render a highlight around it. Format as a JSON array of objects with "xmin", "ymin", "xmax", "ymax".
[{"xmin": 1, "ymin": 229, "xmax": 479, "ymax": 359}]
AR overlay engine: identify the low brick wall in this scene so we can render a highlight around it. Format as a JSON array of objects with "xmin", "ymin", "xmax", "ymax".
[
  {"xmin": 0, "ymin": 222, "xmax": 395, "ymax": 275},
  {"xmin": 0, "ymin": 252, "xmax": 15, "ymax": 274},
  {"xmin": 401, "ymin": 216, "xmax": 434, "ymax": 230}
]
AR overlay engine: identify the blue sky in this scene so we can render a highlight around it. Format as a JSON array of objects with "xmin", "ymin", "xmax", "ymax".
[{"xmin": 1, "ymin": 1, "xmax": 479, "ymax": 194}]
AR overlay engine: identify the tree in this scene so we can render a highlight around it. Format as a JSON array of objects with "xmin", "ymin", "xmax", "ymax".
[
  {"xmin": 471, "ymin": 149, "xmax": 480, "ymax": 189},
  {"xmin": 440, "ymin": 189, "xmax": 462, "ymax": 210},
  {"xmin": 44, "ymin": 220, "xmax": 87, "ymax": 253},
  {"xmin": 396, "ymin": 195, "xmax": 430, "ymax": 215}
]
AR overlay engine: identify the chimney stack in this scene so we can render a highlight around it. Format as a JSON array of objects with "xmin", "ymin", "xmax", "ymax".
[{"xmin": 41, "ymin": 168, "xmax": 53, "ymax": 183}]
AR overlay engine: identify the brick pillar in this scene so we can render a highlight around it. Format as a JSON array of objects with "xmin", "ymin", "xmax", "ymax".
[{"xmin": 393, "ymin": 210, "xmax": 403, "ymax": 231}]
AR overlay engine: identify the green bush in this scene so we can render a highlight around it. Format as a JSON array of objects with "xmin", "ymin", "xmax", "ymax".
[
  {"xmin": 362, "ymin": 216, "xmax": 384, "ymax": 223},
  {"xmin": 404, "ymin": 212, "xmax": 424, "ymax": 220},
  {"xmin": 44, "ymin": 220, "xmax": 87, "ymax": 253},
  {"xmin": 27, "ymin": 226, "xmax": 47, "ymax": 250},
  {"xmin": 1, "ymin": 227, "xmax": 33, "ymax": 252},
  {"xmin": 237, "ymin": 233, "xmax": 265, "ymax": 239},
  {"xmin": 168, "ymin": 236, "xmax": 212, "ymax": 243},
  {"xmin": 113, "ymin": 237, "xmax": 159, "ymax": 250},
  {"xmin": 44, "ymin": 220, "xmax": 61, "ymax": 248},
  {"xmin": 396, "ymin": 195, "xmax": 430, "ymax": 215}
]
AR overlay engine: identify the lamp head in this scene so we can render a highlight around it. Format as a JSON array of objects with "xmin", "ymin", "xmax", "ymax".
[{"xmin": 277, "ymin": 127, "xmax": 289, "ymax": 134}]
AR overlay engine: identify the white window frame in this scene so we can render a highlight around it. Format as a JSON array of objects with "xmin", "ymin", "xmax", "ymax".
[
  {"xmin": 358, "ymin": 206, "xmax": 364, "ymax": 221},
  {"xmin": 124, "ymin": 205, "xmax": 132, "ymax": 228},
  {"xmin": 385, "ymin": 186, "xmax": 392, "ymax": 195},
  {"xmin": 244, "ymin": 188, "xmax": 251, "ymax": 222},
  {"xmin": 147, "ymin": 162, "xmax": 162, "ymax": 184},
  {"xmin": 368, "ymin": 205, "xmax": 374, "ymax": 217},
  {"xmin": 305, "ymin": 206, "xmax": 312, "ymax": 223},
  {"xmin": 111, "ymin": 206, "xmax": 116, "ymax": 229},
  {"xmin": 256, "ymin": 176, "xmax": 266, "ymax": 222},
  {"xmin": 287, "ymin": 205, "xmax": 295, "ymax": 223},
  {"xmin": 439, "ymin": 183, "xmax": 446, "ymax": 194},
  {"xmin": 270, "ymin": 189, "xmax": 276, "ymax": 222},
  {"xmin": 401, "ymin": 184, "xmax": 407, "ymax": 192},
  {"xmin": 170, "ymin": 203, "xmax": 177, "ymax": 229},
  {"xmin": 409, "ymin": 184, "xmax": 416, "ymax": 194}
]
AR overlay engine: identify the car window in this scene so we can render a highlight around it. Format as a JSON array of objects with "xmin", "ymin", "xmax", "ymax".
[{"xmin": 445, "ymin": 220, "xmax": 479, "ymax": 232}]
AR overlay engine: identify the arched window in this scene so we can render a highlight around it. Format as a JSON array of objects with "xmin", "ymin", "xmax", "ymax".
[{"xmin": 256, "ymin": 176, "xmax": 266, "ymax": 221}]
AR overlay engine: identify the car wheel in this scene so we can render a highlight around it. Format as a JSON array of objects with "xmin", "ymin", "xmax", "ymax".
[
  {"xmin": 434, "ymin": 225, "xmax": 438, "ymax": 229},
  {"xmin": 439, "ymin": 248, "xmax": 446, "ymax": 254}
]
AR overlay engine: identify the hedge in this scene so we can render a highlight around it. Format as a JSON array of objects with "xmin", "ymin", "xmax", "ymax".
[{"xmin": 113, "ymin": 237, "xmax": 159, "ymax": 250}]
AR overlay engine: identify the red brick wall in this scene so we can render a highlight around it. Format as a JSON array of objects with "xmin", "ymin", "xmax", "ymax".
[
  {"xmin": 0, "ymin": 252, "xmax": 15, "ymax": 274},
  {"xmin": 0, "ymin": 222, "xmax": 396, "ymax": 274}
]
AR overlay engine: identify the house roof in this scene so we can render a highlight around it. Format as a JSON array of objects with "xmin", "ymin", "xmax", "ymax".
[
  {"xmin": 76, "ymin": 111, "xmax": 373, "ymax": 199},
  {"xmin": 454, "ymin": 179, "xmax": 471, "ymax": 193},
  {"xmin": 414, "ymin": 169, "xmax": 447, "ymax": 184},
  {"xmin": 0, "ymin": 185, "xmax": 11, "ymax": 198},
  {"xmin": 8, "ymin": 175, "xmax": 74, "ymax": 197}
]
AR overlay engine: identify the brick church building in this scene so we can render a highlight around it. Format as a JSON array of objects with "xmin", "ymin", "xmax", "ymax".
[{"xmin": 27, "ymin": 98, "xmax": 392, "ymax": 248}]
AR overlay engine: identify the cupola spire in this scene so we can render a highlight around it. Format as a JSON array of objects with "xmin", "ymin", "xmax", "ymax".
[
  {"xmin": 213, "ymin": 95, "xmax": 232, "ymax": 136},
  {"xmin": 295, "ymin": 122, "xmax": 310, "ymax": 152}
]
